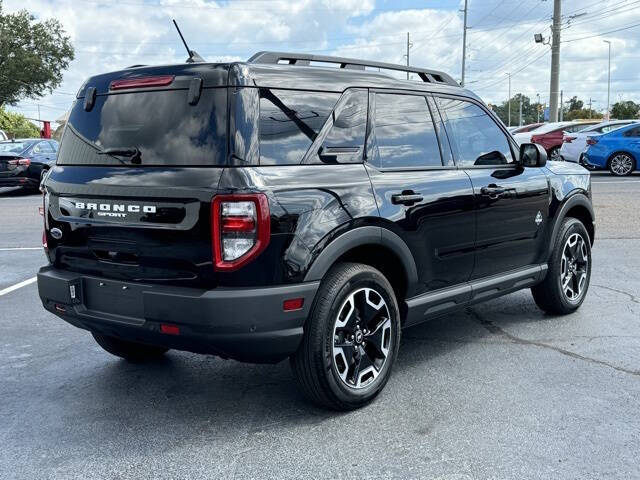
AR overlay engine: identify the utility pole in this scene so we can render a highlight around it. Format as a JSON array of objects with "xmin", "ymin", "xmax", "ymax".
[
  {"xmin": 536, "ymin": 93, "xmax": 541, "ymax": 122},
  {"xmin": 588, "ymin": 98, "xmax": 592, "ymax": 118},
  {"xmin": 404, "ymin": 32, "xmax": 412, "ymax": 80},
  {"xmin": 549, "ymin": 0, "xmax": 562, "ymax": 122},
  {"xmin": 519, "ymin": 95, "xmax": 523, "ymax": 126},
  {"xmin": 461, "ymin": 0, "xmax": 468, "ymax": 86},
  {"xmin": 506, "ymin": 73, "xmax": 512, "ymax": 127},
  {"xmin": 559, "ymin": 89, "xmax": 563, "ymax": 122},
  {"xmin": 603, "ymin": 40, "xmax": 611, "ymax": 120}
]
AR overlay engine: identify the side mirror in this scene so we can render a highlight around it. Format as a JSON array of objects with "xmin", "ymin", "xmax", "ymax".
[{"xmin": 519, "ymin": 143, "xmax": 547, "ymax": 167}]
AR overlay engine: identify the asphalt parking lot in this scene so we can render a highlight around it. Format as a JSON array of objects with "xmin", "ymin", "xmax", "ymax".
[{"xmin": 1, "ymin": 172, "xmax": 639, "ymax": 480}]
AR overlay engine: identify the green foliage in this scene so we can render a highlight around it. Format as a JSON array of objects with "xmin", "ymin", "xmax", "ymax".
[
  {"xmin": 564, "ymin": 108, "xmax": 603, "ymax": 121},
  {"xmin": 492, "ymin": 94, "xmax": 543, "ymax": 126},
  {"xmin": 567, "ymin": 96, "xmax": 583, "ymax": 112},
  {"xmin": 0, "ymin": 0, "xmax": 75, "ymax": 106},
  {"xmin": 611, "ymin": 101, "xmax": 640, "ymax": 120},
  {"xmin": 0, "ymin": 107, "xmax": 41, "ymax": 138}
]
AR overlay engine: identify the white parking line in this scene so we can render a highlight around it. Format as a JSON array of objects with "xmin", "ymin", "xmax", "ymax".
[
  {"xmin": 592, "ymin": 180, "xmax": 640, "ymax": 184},
  {"xmin": 0, "ymin": 277, "xmax": 37, "ymax": 296},
  {"xmin": 0, "ymin": 247, "xmax": 42, "ymax": 251}
]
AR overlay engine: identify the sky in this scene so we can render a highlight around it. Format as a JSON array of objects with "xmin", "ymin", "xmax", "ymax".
[{"xmin": 4, "ymin": 0, "xmax": 640, "ymax": 125}]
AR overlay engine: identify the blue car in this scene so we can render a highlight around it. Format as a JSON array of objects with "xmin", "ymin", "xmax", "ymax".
[
  {"xmin": 583, "ymin": 123, "xmax": 640, "ymax": 176},
  {"xmin": 0, "ymin": 138, "xmax": 59, "ymax": 190}
]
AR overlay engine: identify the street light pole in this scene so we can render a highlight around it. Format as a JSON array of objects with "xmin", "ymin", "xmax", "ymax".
[
  {"xmin": 461, "ymin": 0, "xmax": 468, "ymax": 87},
  {"xmin": 536, "ymin": 93, "xmax": 541, "ymax": 122},
  {"xmin": 506, "ymin": 72, "xmax": 511, "ymax": 127},
  {"xmin": 549, "ymin": 0, "xmax": 562, "ymax": 122},
  {"xmin": 604, "ymin": 40, "xmax": 611, "ymax": 120}
]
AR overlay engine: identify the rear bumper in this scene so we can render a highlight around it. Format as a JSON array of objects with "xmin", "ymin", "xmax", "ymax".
[
  {"xmin": 0, "ymin": 175, "xmax": 39, "ymax": 187},
  {"xmin": 37, "ymin": 266, "xmax": 319, "ymax": 363}
]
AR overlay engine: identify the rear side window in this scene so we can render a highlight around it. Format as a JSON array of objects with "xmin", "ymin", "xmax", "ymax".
[
  {"xmin": 58, "ymin": 88, "xmax": 228, "ymax": 166},
  {"xmin": 435, "ymin": 97, "xmax": 513, "ymax": 167},
  {"xmin": 370, "ymin": 93, "xmax": 443, "ymax": 169},
  {"xmin": 259, "ymin": 89, "xmax": 339, "ymax": 165}
]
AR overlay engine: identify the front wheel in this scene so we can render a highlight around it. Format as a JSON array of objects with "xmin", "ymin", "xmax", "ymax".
[
  {"xmin": 531, "ymin": 218, "xmax": 592, "ymax": 315},
  {"xmin": 608, "ymin": 153, "xmax": 635, "ymax": 176},
  {"xmin": 291, "ymin": 263, "xmax": 401, "ymax": 410}
]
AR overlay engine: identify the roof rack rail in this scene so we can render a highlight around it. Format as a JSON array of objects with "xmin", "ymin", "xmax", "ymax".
[{"xmin": 247, "ymin": 51, "xmax": 459, "ymax": 87}]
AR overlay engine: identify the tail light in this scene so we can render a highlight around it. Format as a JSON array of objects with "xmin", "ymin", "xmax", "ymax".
[
  {"xmin": 211, "ymin": 194, "xmax": 270, "ymax": 271},
  {"xmin": 7, "ymin": 158, "xmax": 30, "ymax": 168},
  {"xmin": 563, "ymin": 136, "xmax": 576, "ymax": 143},
  {"xmin": 586, "ymin": 138, "xmax": 598, "ymax": 145},
  {"xmin": 109, "ymin": 75, "xmax": 174, "ymax": 90}
]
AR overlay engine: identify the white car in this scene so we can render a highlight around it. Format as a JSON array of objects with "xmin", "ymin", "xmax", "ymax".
[
  {"xmin": 512, "ymin": 121, "xmax": 575, "ymax": 145},
  {"xmin": 0, "ymin": 130, "xmax": 7, "ymax": 141},
  {"xmin": 559, "ymin": 120, "xmax": 639, "ymax": 163}
]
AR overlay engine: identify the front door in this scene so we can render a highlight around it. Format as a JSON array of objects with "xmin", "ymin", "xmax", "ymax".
[
  {"xmin": 365, "ymin": 91, "xmax": 476, "ymax": 296},
  {"xmin": 433, "ymin": 96, "xmax": 550, "ymax": 279}
]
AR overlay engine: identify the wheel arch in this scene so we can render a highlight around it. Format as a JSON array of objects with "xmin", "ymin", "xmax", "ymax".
[
  {"xmin": 303, "ymin": 226, "xmax": 419, "ymax": 305},
  {"xmin": 547, "ymin": 193, "xmax": 595, "ymax": 262}
]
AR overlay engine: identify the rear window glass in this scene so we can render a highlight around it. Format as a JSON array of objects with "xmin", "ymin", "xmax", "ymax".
[
  {"xmin": 0, "ymin": 141, "xmax": 34, "ymax": 153},
  {"xmin": 259, "ymin": 89, "xmax": 339, "ymax": 165},
  {"xmin": 57, "ymin": 88, "xmax": 228, "ymax": 166}
]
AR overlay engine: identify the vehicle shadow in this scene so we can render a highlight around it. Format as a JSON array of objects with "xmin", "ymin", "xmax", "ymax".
[{"xmin": 68, "ymin": 292, "xmax": 548, "ymax": 429}]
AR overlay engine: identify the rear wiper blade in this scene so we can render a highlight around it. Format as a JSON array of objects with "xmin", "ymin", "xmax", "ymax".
[{"xmin": 97, "ymin": 147, "xmax": 142, "ymax": 165}]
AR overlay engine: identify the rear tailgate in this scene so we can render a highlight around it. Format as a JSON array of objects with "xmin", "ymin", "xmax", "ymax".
[{"xmin": 43, "ymin": 64, "xmax": 230, "ymax": 289}]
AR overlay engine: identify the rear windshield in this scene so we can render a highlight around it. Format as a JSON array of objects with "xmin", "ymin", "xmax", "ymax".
[
  {"xmin": 58, "ymin": 88, "xmax": 228, "ymax": 166},
  {"xmin": 0, "ymin": 141, "xmax": 34, "ymax": 153}
]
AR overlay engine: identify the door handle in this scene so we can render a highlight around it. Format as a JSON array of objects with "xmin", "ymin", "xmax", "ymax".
[
  {"xmin": 391, "ymin": 191, "xmax": 424, "ymax": 206},
  {"xmin": 480, "ymin": 186, "xmax": 506, "ymax": 197}
]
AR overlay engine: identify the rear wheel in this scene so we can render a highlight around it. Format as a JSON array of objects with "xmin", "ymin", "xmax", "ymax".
[
  {"xmin": 92, "ymin": 332, "xmax": 169, "ymax": 362},
  {"xmin": 531, "ymin": 218, "xmax": 591, "ymax": 315},
  {"xmin": 291, "ymin": 263, "xmax": 401, "ymax": 410},
  {"xmin": 549, "ymin": 147, "xmax": 561, "ymax": 161},
  {"xmin": 608, "ymin": 153, "xmax": 635, "ymax": 176}
]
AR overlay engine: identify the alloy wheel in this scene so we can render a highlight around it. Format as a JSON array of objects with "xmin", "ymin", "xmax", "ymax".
[
  {"xmin": 610, "ymin": 154, "xmax": 633, "ymax": 176},
  {"xmin": 560, "ymin": 233, "xmax": 589, "ymax": 302},
  {"xmin": 549, "ymin": 148, "xmax": 561, "ymax": 161},
  {"xmin": 332, "ymin": 288, "xmax": 393, "ymax": 389}
]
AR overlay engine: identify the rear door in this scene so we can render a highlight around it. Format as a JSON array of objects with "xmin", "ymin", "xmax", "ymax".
[
  {"xmin": 433, "ymin": 96, "xmax": 550, "ymax": 279},
  {"xmin": 365, "ymin": 91, "xmax": 475, "ymax": 296}
]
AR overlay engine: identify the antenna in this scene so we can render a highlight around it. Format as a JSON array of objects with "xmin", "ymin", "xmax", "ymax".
[{"xmin": 172, "ymin": 19, "xmax": 205, "ymax": 63}]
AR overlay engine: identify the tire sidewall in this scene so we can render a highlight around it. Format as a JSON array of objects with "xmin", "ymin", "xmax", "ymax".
[
  {"xmin": 318, "ymin": 267, "xmax": 401, "ymax": 406},
  {"xmin": 609, "ymin": 153, "xmax": 635, "ymax": 176},
  {"xmin": 551, "ymin": 219, "xmax": 592, "ymax": 310}
]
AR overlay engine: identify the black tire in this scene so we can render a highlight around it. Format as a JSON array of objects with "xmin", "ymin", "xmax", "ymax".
[
  {"xmin": 291, "ymin": 262, "xmax": 401, "ymax": 411},
  {"xmin": 92, "ymin": 332, "xmax": 169, "ymax": 362},
  {"xmin": 549, "ymin": 147, "xmax": 561, "ymax": 161},
  {"xmin": 532, "ymin": 217, "xmax": 592, "ymax": 315},
  {"xmin": 608, "ymin": 152, "xmax": 635, "ymax": 176}
]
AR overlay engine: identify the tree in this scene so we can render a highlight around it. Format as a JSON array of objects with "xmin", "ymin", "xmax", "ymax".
[
  {"xmin": 0, "ymin": 107, "xmax": 40, "ymax": 138},
  {"xmin": 611, "ymin": 101, "xmax": 640, "ymax": 120},
  {"xmin": 567, "ymin": 96, "xmax": 583, "ymax": 112},
  {"xmin": 493, "ymin": 94, "xmax": 542, "ymax": 126},
  {"xmin": 0, "ymin": 1, "xmax": 74, "ymax": 107}
]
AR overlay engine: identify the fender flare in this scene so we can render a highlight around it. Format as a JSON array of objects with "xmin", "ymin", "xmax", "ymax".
[
  {"xmin": 303, "ymin": 226, "xmax": 419, "ymax": 287},
  {"xmin": 546, "ymin": 192, "xmax": 595, "ymax": 261}
]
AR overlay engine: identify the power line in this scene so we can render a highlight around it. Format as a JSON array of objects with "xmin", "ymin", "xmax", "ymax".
[{"xmin": 562, "ymin": 20, "xmax": 640, "ymax": 43}]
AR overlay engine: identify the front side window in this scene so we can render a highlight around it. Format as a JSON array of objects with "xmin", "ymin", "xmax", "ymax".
[
  {"xmin": 370, "ymin": 93, "xmax": 443, "ymax": 169},
  {"xmin": 623, "ymin": 126, "xmax": 640, "ymax": 137},
  {"xmin": 259, "ymin": 89, "xmax": 339, "ymax": 165},
  {"xmin": 435, "ymin": 97, "xmax": 514, "ymax": 167},
  {"xmin": 34, "ymin": 142, "xmax": 55, "ymax": 154}
]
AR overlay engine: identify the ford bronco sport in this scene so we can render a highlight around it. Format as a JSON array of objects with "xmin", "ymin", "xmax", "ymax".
[{"xmin": 37, "ymin": 52, "xmax": 595, "ymax": 410}]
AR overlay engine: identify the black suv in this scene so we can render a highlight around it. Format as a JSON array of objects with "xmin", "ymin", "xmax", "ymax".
[{"xmin": 37, "ymin": 52, "xmax": 594, "ymax": 410}]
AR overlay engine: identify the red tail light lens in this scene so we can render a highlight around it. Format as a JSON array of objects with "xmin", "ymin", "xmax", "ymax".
[
  {"xmin": 211, "ymin": 194, "xmax": 270, "ymax": 271},
  {"xmin": 109, "ymin": 75, "xmax": 175, "ymax": 90},
  {"xmin": 7, "ymin": 158, "xmax": 30, "ymax": 167},
  {"xmin": 586, "ymin": 138, "xmax": 598, "ymax": 145}
]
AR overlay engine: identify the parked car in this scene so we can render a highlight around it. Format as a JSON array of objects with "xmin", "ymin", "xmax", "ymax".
[
  {"xmin": 560, "ymin": 120, "xmax": 638, "ymax": 163},
  {"xmin": 528, "ymin": 121, "xmax": 600, "ymax": 160},
  {"xmin": 37, "ymin": 52, "xmax": 594, "ymax": 410},
  {"xmin": 0, "ymin": 130, "xmax": 8, "ymax": 141},
  {"xmin": 512, "ymin": 121, "xmax": 574, "ymax": 146},
  {"xmin": 583, "ymin": 123, "xmax": 640, "ymax": 176},
  {"xmin": 0, "ymin": 139, "xmax": 59, "ymax": 190},
  {"xmin": 509, "ymin": 122, "xmax": 544, "ymax": 135}
]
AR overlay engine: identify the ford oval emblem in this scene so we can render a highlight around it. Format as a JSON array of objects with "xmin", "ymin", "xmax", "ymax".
[{"xmin": 50, "ymin": 227, "xmax": 63, "ymax": 240}]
